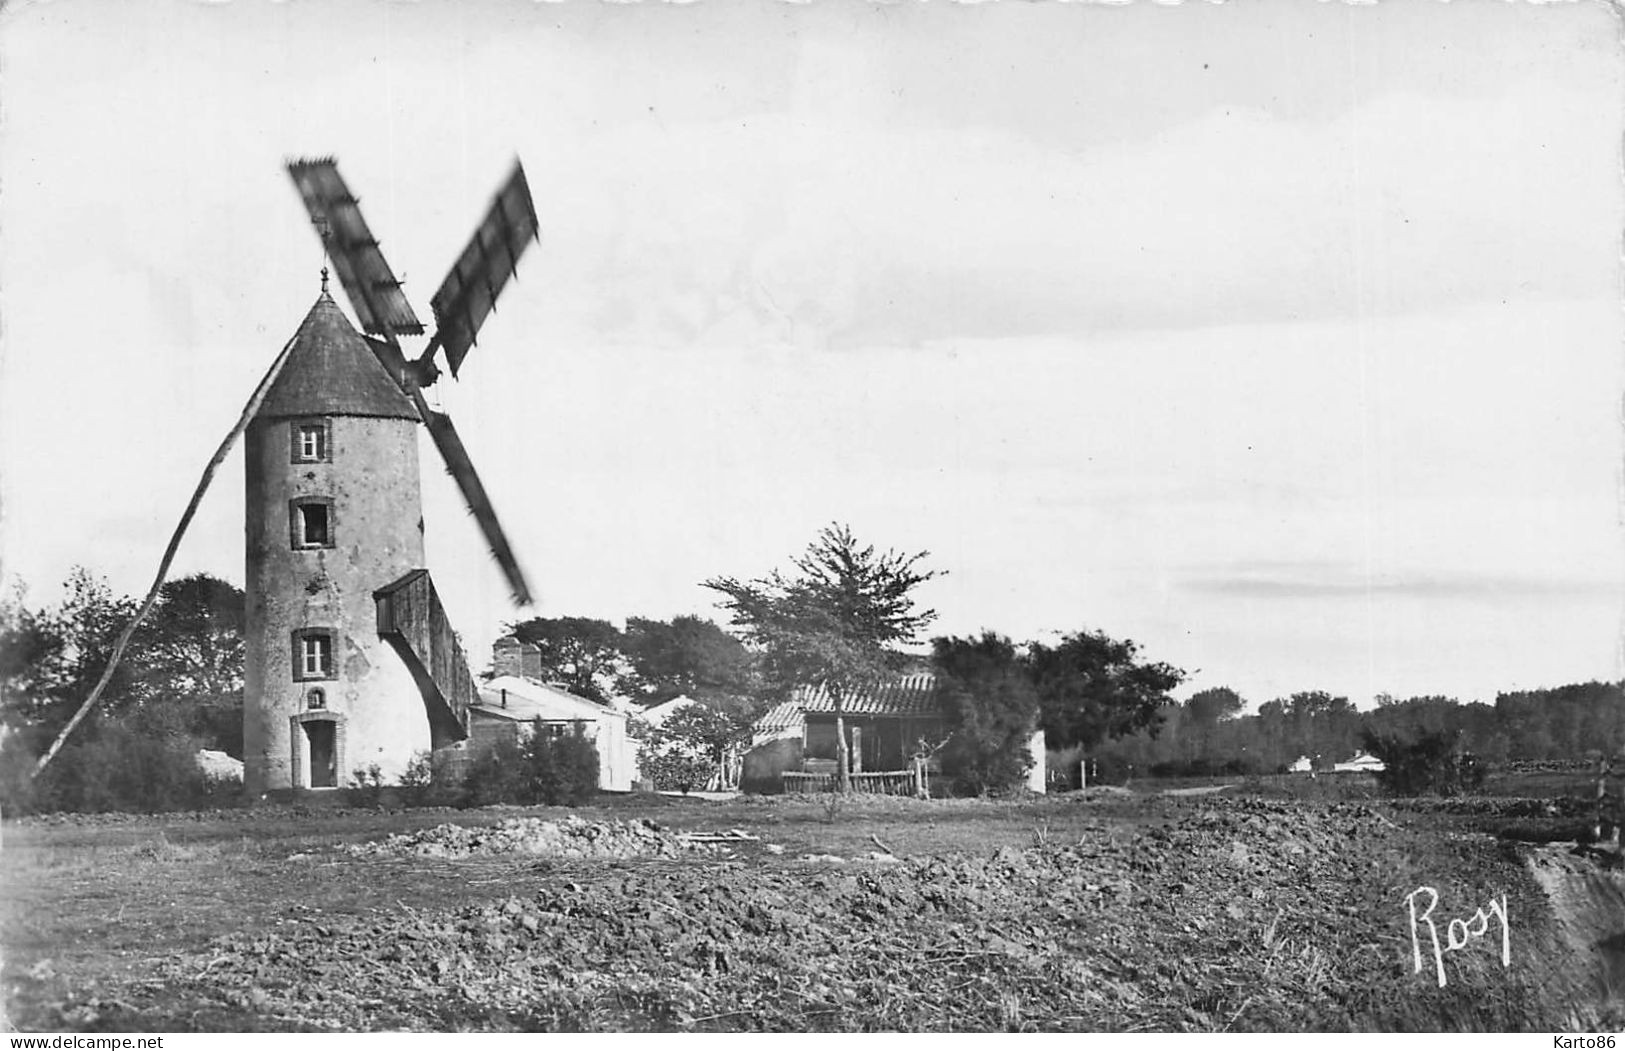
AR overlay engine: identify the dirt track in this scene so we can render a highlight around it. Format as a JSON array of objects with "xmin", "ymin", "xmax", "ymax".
[{"xmin": 1522, "ymin": 846, "xmax": 1625, "ymax": 1020}]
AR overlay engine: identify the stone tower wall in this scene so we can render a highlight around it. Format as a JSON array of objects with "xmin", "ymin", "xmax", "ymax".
[{"xmin": 243, "ymin": 413, "xmax": 428, "ymax": 794}]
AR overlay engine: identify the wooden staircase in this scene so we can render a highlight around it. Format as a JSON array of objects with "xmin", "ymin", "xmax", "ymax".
[{"xmin": 374, "ymin": 569, "xmax": 477, "ymax": 749}]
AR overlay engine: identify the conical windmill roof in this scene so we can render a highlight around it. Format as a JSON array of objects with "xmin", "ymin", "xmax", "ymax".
[{"xmin": 256, "ymin": 291, "xmax": 420, "ymax": 422}]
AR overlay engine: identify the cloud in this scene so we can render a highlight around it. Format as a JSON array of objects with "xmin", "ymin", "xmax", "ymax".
[
  {"xmin": 533, "ymin": 77, "xmax": 1620, "ymax": 354},
  {"xmin": 1180, "ymin": 563, "xmax": 1624, "ymax": 603}
]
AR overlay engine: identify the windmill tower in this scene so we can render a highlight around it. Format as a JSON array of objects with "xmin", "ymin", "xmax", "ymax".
[{"xmin": 241, "ymin": 159, "xmax": 540, "ymax": 795}]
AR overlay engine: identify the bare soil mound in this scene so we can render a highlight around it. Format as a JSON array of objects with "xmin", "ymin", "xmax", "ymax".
[{"xmin": 346, "ymin": 816, "xmax": 714, "ymax": 861}]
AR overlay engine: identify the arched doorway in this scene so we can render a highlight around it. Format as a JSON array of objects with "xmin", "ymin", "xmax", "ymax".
[{"xmin": 290, "ymin": 711, "xmax": 345, "ymax": 790}]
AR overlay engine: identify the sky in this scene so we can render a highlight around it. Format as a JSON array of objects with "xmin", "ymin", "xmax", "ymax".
[{"xmin": 2, "ymin": 0, "xmax": 1623, "ymax": 711}]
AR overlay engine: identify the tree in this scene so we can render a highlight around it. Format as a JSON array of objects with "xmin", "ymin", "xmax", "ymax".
[
  {"xmin": 1364, "ymin": 695, "xmax": 1465, "ymax": 749},
  {"xmin": 932, "ymin": 632, "xmax": 1039, "ymax": 795},
  {"xmin": 505, "ymin": 616, "xmax": 626, "ymax": 703},
  {"xmin": 1183, "ymin": 686, "xmax": 1244, "ymax": 763},
  {"xmin": 704, "ymin": 523, "xmax": 939, "ymax": 793},
  {"xmin": 631, "ymin": 702, "xmax": 754, "ymax": 792},
  {"xmin": 1361, "ymin": 726, "xmax": 1485, "ymax": 797},
  {"xmin": 1029, "ymin": 630, "xmax": 1184, "ymax": 751},
  {"xmin": 0, "ymin": 569, "xmax": 140, "ymax": 740},
  {"xmin": 619, "ymin": 615, "xmax": 758, "ymax": 705},
  {"xmin": 1185, "ymin": 686, "xmax": 1244, "ymax": 725},
  {"xmin": 1255, "ymin": 698, "xmax": 1290, "ymax": 770},
  {"xmin": 128, "ymin": 574, "xmax": 245, "ymax": 711},
  {"xmin": 1285, "ymin": 690, "xmax": 1360, "ymax": 764},
  {"xmin": 524, "ymin": 723, "xmax": 600, "ymax": 806},
  {"xmin": 0, "ymin": 583, "xmax": 65, "ymax": 730},
  {"xmin": 125, "ymin": 575, "xmax": 245, "ymax": 755},
  {"xmin": 49, "ymin": 568, "xmax": 143, "ymax": 725}
]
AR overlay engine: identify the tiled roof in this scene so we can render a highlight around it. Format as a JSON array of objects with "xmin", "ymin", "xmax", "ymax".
[
  {"xmin": 256, "ymin": 292, "xmax": 420, "ymax": 422},
  {"xmin": 795, "ymin": 673, "xmax": 940, "ymax": 717},
  {"xmin": 753, "ymin": 700, "xmax": 804, "ymax": 736},
  {"xmin": 475, "ymin": 675, "xmax": 621, "ymax": 723},
  {"xmin": 749, "ymin": 676, "xmax": 942, "ymax": 745}
]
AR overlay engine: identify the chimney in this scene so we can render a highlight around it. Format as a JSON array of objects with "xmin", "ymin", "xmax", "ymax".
[
  {"xmin": 520, "ymin": 642, "xmax": 543, "ymax": 681},
  {"xmin": 493, "ymin": 636, "xmax": 524, "ymax": 679}
]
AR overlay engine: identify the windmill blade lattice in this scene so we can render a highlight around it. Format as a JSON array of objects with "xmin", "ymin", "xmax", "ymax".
[
  {"xmin": 410, "ymin": 386, "xmax": 533, "ymax": 607},
  {"xmin": 430, "ymin": 162, "xmax": 540, "ymax": 379},
  {"xmin": 286, "ymin": 159, "xmax": 424, "ymax": 337}
]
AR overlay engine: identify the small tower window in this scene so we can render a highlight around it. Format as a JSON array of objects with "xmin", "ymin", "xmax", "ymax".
[
  {"xmin": 300, "ymin": 504, "xmax": 329, "ymax": 545},
  {"xmin": 292, "ymin": 629, "xmax": 336, "ymax": 681},
  {"xmin": 291, "ymin": 419, "xmax": 331, "ymax": 463},
  {"xmin": 290, "ymin": 498, "xmax": 335, "ymax": 550},
  {"xmin": 306, "ymin": 688, "xmax": 326, "ymax": 711}
]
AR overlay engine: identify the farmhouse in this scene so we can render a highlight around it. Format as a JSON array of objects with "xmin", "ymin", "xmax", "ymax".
[
  {"xmin": 1334, "ymin": 751, "xmax": 1385, "ymax": 773},
  {"xmin": 443, "ymin": 636, "xmax": 634, "ymax": 791},
  {"xmin": 801, "ymin": 675, "xmax": 945, "ymax": 773},
  {"xmin": 743, "ymin": 675, "xmax": 1048, "ymax": 793},
  {"xmin": 743, "ymin": 674, "xmax": 948, "ymax": 792}
]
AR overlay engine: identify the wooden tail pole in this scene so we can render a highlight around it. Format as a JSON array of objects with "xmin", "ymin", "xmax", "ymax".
[{"xmin": 32, "ymin": 334, "xmax": 301, "ymax": 778}]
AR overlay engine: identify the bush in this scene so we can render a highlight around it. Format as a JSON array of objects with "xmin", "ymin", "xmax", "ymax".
[
  {"xmin": 933, "ymin": 633, "xmax": 1040, "ymax": 796},
  {"xmin": 397, "ymin": 750, "xmax": 433, "ymax": 805},
  {"xmin": 1046, "ymin": 746, "xmax": 1086, "ymax": 791},
  {"xmin": 461, "ymin": 734, "xmax": 530, "ymax": 807},
  {"xmin": 396, "ymin": 750, "xmax": 440, "ymax": 807},
  {"xmin": 525, "ymin": 725, "xmax": 599, "ymax": 806},
  {"xmin": 1148, "ymin": 756, "xmax": 1265, "ymax": 779},
  {"xmin": 349, "ymin": 763, "xmax": 386, "ymax": 807},
  {"xmin": 638, "ymin": 747, "xmax": 714, "ymax": 793},
  {"xmin": 0, "ymin": 733, "xmax": 41, "ymax": 815},
  {"xmin": 395, "ymin": 749, "xmax": 464, "ymax": 808},
  {"xmin": 1044, "ymin": 747, "xmax": 1149, "ymax": 790},
  {"xmin": 942, "ymin": 726, "xmax": 1034, "ymax": 797},
  {"xmin": 1092, "ymin": 753, "xmax": 1136, "ymax": 786},
  {"xmin": 19, "ymin": 717, "xmax": 214, "ymax": 814},
  {"xmin": 453, "ymin": 724, "xmax": 601, "ymax": 807},
  {"xmin": 1362, "ymin": 728, "xmax": 1487, "ymax": 797}
]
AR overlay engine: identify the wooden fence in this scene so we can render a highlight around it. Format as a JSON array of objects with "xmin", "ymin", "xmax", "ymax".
[{"xmin": 782, "ymin": 768, "xmax": 921, "ymax": 796}]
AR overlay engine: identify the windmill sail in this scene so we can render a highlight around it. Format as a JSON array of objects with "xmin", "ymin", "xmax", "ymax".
[
  {"xmin": 429, "ymin": 162, "xmax": 540, "ymax": 378},
  {"xmin": 285, "ymin": 156, "xmax": 537, "ymax": 608},
  {"xmin": 408, "ymin": 387, "xmax": 534, "ymax": 606},
  {"xmin": 286, "ymin": 159, "xmax": 424, "ymax": 337}
]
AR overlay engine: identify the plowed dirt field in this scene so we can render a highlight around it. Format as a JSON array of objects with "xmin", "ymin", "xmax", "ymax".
[{"xmin": 2, "ymin": 792, "xmax": 1619, "ymax": 1031}]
